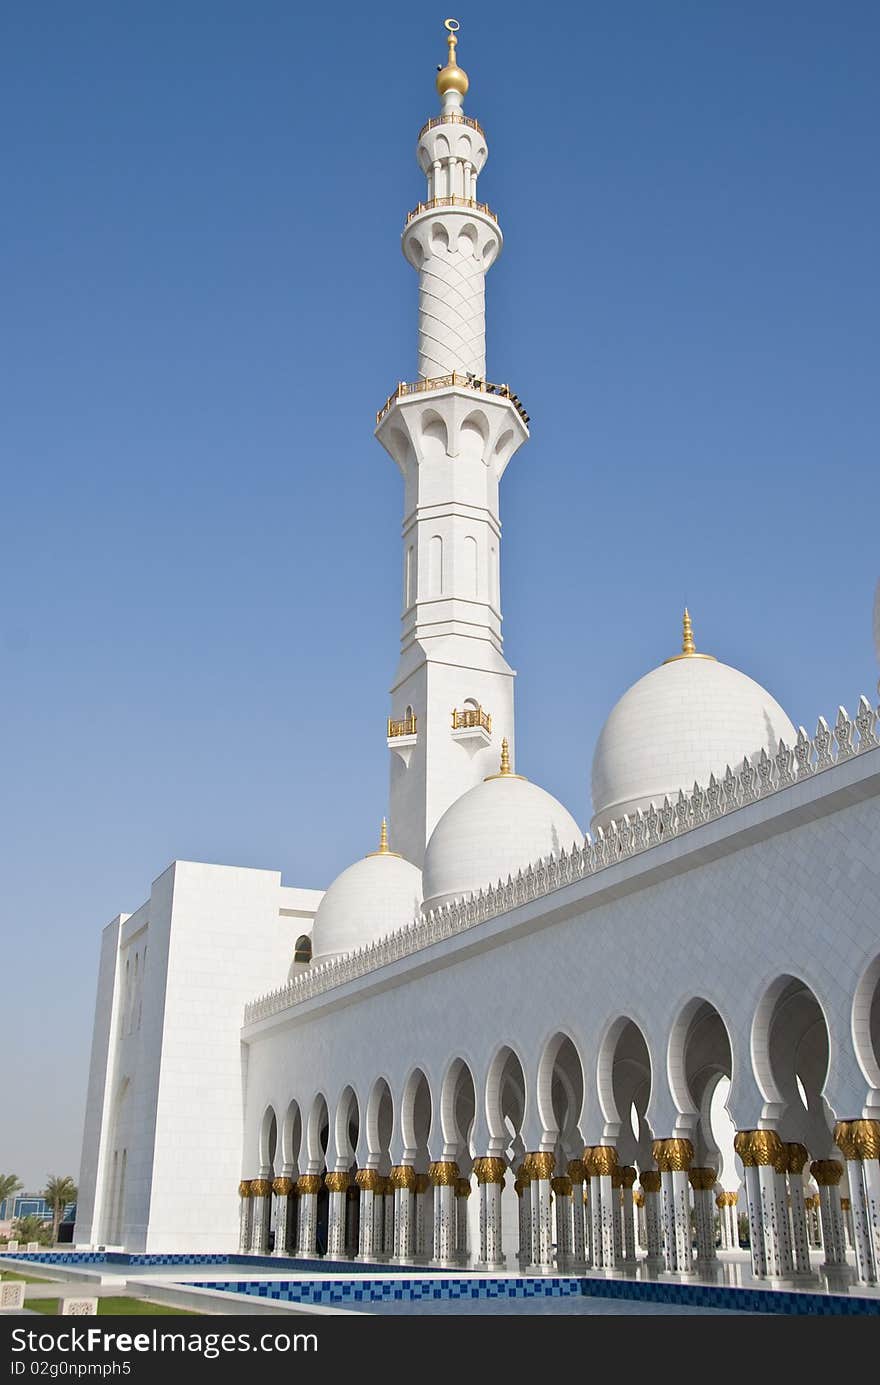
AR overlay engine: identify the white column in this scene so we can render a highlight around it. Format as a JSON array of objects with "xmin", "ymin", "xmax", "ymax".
[
  {"xmin": 473, "ymin": 1158, "xmax": 506, "ymax": 1269},
  {"xmin": 295, "ymin": 1175, "xmax": 321, "ymax": 1257},
  {"xmin": 526, "ymin": 1153, "xmax": 555, "ymax": 1269},
  {"xmin": 653, "ymin": 1139, "xmax": 694, "ymax": 1275},
  {"xmin": 716, "ymin": 1193, "xmax": 729, "ymax": 1250},
  {"xmin": 455, "ymin": 1178, "xmax": 471, "ymax": 1262},
  {"xmin": 757, "ymin": 1159, "xmax": 794, "ymax": 1279},
  {"xmin": 390, "ymin": 1166, "xmax": 417, "ymax": 1263},
  {"xmin": 382, "ymin": 1184, "xmax": 395, "ymax": 1257},
  {"xmin": 416, "ymin": 1174, "xmax": 431, "ymax": 1260},
  {"xmin": 238, "ymin": 1183, "xmax": 253, "ymax": 1255},
  {"xmin": 836, "ymin": 1120, "xmax": 880, "ymax": 1286},
  {"xmin": 249, "ymin": 1178, "xmax": 271, "ymax": 1254},
  {"xmin": 640, "ymin": 1172, "xmax": 663, "ymax": 1269},
  {"xmin": 515, "ymin": 1165, "xmax": 531, "ymax": 1265},
  {"xmin": 734, "ymin": 1133, "xmax": 767, "ymax": 1279},
  {"xmin": 552, "ymin": 1177, "xmax": 572, "ymax": 1264},
  {"xmin": 429, "ymin": 1161, "xmax": 459, "ymax": 1265},
  {"xmin": 783, "ymin": 1145, "xmax": 812, "ymax": 1276},
  {"xmin": 325, "ymin": 1172, "xmax": 349, "ymax": 1259},
  {"xmin": 620, "ymin": 1167, "xmax": 637, "ymax": 1264},
  {"xmin": 271, "ymin": 1178, "xmax": 294, "ymax": 1257},
  {"xmin": 588, "ymin": 1147, "xmax": 618, "ymax": 1269},
  {"xmin": 567, "ymin": 1161, "xmax": 587, "ymax": 1268},
  {"xmin": 355, "ymin": 1169, "xmax": 380, "ymax": 1260},
  {"xmin": 689, "ymin": 1168, "xmax": 717, "ymax": 1264}
]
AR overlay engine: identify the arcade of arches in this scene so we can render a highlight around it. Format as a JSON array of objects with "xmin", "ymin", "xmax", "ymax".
[{"xmin": 239, "ymin": 976, "xmax": 880, "ymax": 1287}]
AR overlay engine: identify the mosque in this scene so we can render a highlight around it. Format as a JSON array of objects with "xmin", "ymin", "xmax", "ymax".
[{"xmin": 75, "ymin": 23, "xmax": 880, "ymax": 1293}]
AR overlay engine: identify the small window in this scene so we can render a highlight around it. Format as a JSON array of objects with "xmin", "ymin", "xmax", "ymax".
[{"xmin": 294, "ymin": 934, "xmax": 312, "ymax": 965}]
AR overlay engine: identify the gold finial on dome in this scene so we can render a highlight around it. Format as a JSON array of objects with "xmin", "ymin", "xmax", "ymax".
[
  {"xmin": 366, "ymin": 817, "xmax": 401, "ymax": 858},
  {"xmin": 436, "ymin": 18, "xmax": 469, "ymax": 99},
  {"xmin": 484, "ymin": 736, "xmax": 526, "ymax": 781},
  {"xmin": 662, "ymin": 607, "xmax": 716, "ymax": 664},
  {"xmin": 682, "ymin": 607, "xmax": 696, "ymax": 656}
]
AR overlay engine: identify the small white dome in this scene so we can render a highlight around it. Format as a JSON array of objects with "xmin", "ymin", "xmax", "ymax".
[
  {"xmin": 311, "ymin": 824, "xmax": 422, "ymax": 964},
  {"xmin": 591, "ymin": 613, "xmax": 796, "ymax": 830},
  {"xmin": 422, "ymin": 744, "xmax": 582, "ymax": 912}
]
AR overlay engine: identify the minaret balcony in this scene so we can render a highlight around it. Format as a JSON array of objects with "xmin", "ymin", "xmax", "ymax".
[
  {"xmin": 451, "ymin": 704, "xmax": 492, "ymax": 749},
  {"xmin": 387, "ymin": 713, "xmax": 418, "ymax": 765},
  {"xmin": 377, "ymin": 373, "xmax": 529, "ymax": 428},
  {"xmin": 418, "ymin": 113, "xmax": 486, "ymax": 141},
  {"xmin": 405, "ymin": 195, "xmax": 497, "ymax": 229}
]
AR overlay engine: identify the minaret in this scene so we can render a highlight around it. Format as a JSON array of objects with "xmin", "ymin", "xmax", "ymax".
[{"xmin": 377, "ymin": 21, "xmax": 529, "ymax": 867}]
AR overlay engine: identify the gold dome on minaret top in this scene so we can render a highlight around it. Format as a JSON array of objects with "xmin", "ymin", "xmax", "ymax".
[{"xmin": 436, "ymin": 18, "xmax": 469, "ymax": 97}]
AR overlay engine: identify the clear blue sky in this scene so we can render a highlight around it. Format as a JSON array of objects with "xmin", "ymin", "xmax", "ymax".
[{"xmin": 2, "ymin": 3, "xmax": 877, "ymax": 1190}]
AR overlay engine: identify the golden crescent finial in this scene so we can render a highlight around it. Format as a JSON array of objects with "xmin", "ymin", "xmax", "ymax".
[{"xmin": 437, "ymin": 18, "xmax": 469, "ymax": 98}]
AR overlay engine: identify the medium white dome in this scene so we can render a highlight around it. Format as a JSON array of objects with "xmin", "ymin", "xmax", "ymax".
[
  {"xmin": 422, "ymin": 743, "xmax": 582, "ymax": 912},
  {"xmin": 311, "ymin": 823, "xmax": 423, "ymax": 964},
  {"xmin": 591, "ymin": 613, "xmax": 796, "ymax": 831}
]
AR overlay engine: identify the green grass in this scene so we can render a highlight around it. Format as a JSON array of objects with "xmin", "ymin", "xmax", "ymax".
[
  {"xmin": 1, "ymin": 1271, "xmax": 60, "ymax": 1284},
  {"xmin": 25, "ymin": 1297, "xmax": 198, "ymax": 1316}
]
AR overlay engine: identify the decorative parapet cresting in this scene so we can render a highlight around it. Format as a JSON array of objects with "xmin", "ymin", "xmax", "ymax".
[{"xmin": 244, "ymin": 697, "xmax": 879, "ymax": 1025}]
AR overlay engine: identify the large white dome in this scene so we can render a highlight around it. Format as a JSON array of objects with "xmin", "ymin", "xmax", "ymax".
[
  {"xmin": 311, "ymin": 824, "xmax": 423, "ymax": 964},
  {"xmin": 591, "ymin": 613, "xmax": 796, "ymax": 831},
  {"xmin": 422, "ymin": 743, "xmax": 582, "ymax": 912}
]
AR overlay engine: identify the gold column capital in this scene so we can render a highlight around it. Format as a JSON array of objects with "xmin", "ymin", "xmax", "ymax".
[
  {"xmin": 588, "ymin": 1145, "xmax": 618, "ymax": 1178},
  {"xmin": 619, "ymin": 1165, "xmax": 637, "ymax": 1189},
  {"xmin": 238, "ymin": 1180, "xmax": 253, "ymax": 1198},
  {"xmin": 688, "ymin": 1166, "xmax": 717, "ymax": 1192},
  {"xmin": 473, "ymin": 1156, "xmax": 507, "ymax": 1185},
  {"xmin": 633, "ymin": 1189, "xmax": 645, "ymax": 1207},
  {"xmin": 652, "ymin": 1138, "xmax": 694, "ymax": 1172},
  {"xmin": 785, "ymin": 1142, "xmax": 810, "ymax": 1174},
  {"xmin": 551, "ymin": 1176, "xmax": 572, "ymax": 1197},
  {"xmin": 566, "ymin": 1159, "xmax": 587, "ymax": 1184},
  {"xmin": 272, "ymin": 1177, "xmax": 295, "ymax": 1197},
  {"xmin": 296, "ymin": 1173, "xmax": 322, "ymax": 1196},
  {"xmin": 355, "ymin": 1168, "xmax": 382, "ymax": 1193},
  {"xmin": 639, "ymin": 1169, "xmax": 662, "ymax": 1194},
  {"xmin": 524, "ymin": 1151, "xmax": 555, "ymax": 1180},
  {"xmin": 835, "ymin": 1118, "xmax": 880, "ymax": 1161},
  {"xmin": 324, "ymin": 1171, "xmax": 350, "ymax": 1194},
  {"xmin": 454, "ymin": 1177, "xmax": 472, "ymax": 1198},
  {"xmin": 415, "ymin": 1173, "xmax": 431, "ymax": 1194},
  {"xmin": 250, "ymin": 1178, "xmax": 271, "ymax": 1197},
  {"xmin": 735, "ymin": 1128, "xmax": 783, "ymax": 1168},
  {"xmin": 428, "ymin": 1160, "xmax": 459, "ymax": 1187},
  {"xmin": 389, "ymin": 1164, "xmax": 418, "ymax": 1191}
]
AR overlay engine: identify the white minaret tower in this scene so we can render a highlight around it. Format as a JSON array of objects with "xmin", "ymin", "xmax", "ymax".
[{"xmin": 377, "ymin": 20, "xmax": 529, "ymax": 867}]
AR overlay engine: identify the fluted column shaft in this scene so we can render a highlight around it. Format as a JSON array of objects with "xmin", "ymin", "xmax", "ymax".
[
  {"xmin": 567, "ymin": 1161, "xmax": 588, "ymax": 1267},
  {"xmin": 249, "ymin": 1178, "xmax": 272, "ymax": 1255},
  {"xmin": 689, "ymin": 1169, "xmax": 717, "ymax": 1264},
  {"xmin": 835, "ymin": 1120, "xmax": 880, "ymax": 1286},
  {"xmin": 271, "ymin": 1177, "xmax": 295, "ymax": 1257},
  {"xmin": 455, "ymin": 1179, "xmax": 471, "ymax": 1261},
  {"xmin": 474, "ymin": 1158, "xmax": 506, "ymax": 1269},
  {"xmin": 640, "ymin": 1172, "xmax": 663, "ymax": 1267},
  {"xmin": 620, "ymin": 1167, "xmax": 637, "ymax": 1264},
  {"xmin": 238, "ymin": 1184, "xmax": 253, "ymax": 1255},
  {"xmin": 355, "ymin": 1170, "xmax": 381, "ymax": 1260},
  {"xmin": 515, "ymin": 1167, "xmax": 531, "ymax": 1265},
  {"xmin": 325, "ymin": 1172, "xmax": 350, "ymax": 1259},
  {"xmin": 552, "ymin": 1178, "xmax": 572, "ymax": 1263},
  {"xmin": 428, "ymin": 1162, "xmax": 459, "ymax": 1264},
  {"xmin": 295, "ymin": 1175, "xmax": 321, "ymax": 1257},
  {"xmin": 525, "ymin": 1153, "xmax": 555, "ymax": 1269},
  {"xmin": 653, "ymin": 1140, "xmax": 694, "ymax": 1274}
]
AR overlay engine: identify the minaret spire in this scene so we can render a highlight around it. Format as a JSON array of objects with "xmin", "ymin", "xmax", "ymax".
[{"xmin": 375, "ymin": 24, "xmax": 530, "ymax": 868}]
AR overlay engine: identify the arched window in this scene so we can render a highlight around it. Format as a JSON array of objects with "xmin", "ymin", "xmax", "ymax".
[{"xmin": 294, "ymin": 934, "xmax": 312, "ymax": 965}]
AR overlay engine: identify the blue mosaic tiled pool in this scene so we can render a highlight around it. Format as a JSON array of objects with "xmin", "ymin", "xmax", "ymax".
[{"xmin": 190, "ymin": 1274, "xmax": 880, "ymax": 1316}]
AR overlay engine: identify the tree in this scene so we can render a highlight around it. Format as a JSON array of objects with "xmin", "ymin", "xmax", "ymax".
[
  {"xmin": 0, "ymin": 1174, "xmax": 23, "ymax": 1207},
  {"xmin": 42, "ymin": 1176, "xmax": 77, "ymax": 1245},
  {"xmin": 11, "ymin": 1213, "xmax": 51, "ymax": 1246}
]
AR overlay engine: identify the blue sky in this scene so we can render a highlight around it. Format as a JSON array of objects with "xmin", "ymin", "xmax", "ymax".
[{"xmin": 1, "ymin": 3, "xmax": 877, "ymax": 1189}]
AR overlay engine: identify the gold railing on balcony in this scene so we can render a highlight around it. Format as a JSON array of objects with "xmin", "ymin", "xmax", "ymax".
[
  {"xmin": 377, "ymin": 374, "xmax": 529, "ymax": 427},
  {"xmin": 387, "ymin": 714, "xmax": 417, "ymax": 739},
  {"xmin": 452, "ymin": 706, "xmax": 492, "ymax": 733},
  {"xmin": 405, "ymin": 196, "xmax": 498, "ymax": 228},
  {"xmin": 418, "ymin": 113, "xmax": 486, "ymax": 141}
]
